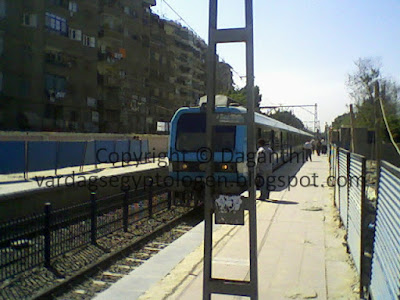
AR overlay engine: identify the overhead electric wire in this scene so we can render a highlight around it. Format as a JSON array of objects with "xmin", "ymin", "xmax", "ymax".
[
  {"xmin": 161, "ymin": 0, "xmax": 245, "ymax": 84},
  {"xmin": 162, "ymin": 0, "xmax": 197, "ymax": 34},
  {"xmin": 379, "ymin": 96, "xmax": 400, "ymax": 157}
]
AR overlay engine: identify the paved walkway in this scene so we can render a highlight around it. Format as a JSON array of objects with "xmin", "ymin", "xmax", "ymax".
[{"xmin": 97, "ymin": 155, "xmax": 359, "ymax": 299}]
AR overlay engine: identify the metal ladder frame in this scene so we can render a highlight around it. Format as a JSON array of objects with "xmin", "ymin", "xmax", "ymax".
[{"xmin": 203, "ymin": 0, "xmax": 258, "ymax": 299}]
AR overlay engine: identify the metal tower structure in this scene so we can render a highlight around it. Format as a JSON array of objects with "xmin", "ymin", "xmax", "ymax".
[
  {"xmin": 204, "ymin": 0, "xmax": 258, "ymax": 299},
  {"xmin": 260, "ymin": 103, "xmax": 320, "ymax": 132}
]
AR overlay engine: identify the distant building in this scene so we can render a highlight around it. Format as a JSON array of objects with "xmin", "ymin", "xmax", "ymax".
[{"xmin": 216, "ymin": 61, "xmax": 234, "ymax": 94}]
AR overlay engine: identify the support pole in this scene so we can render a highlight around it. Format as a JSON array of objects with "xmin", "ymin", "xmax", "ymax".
[
  {"xmin": 203, "ymin": 1, "xmax": 257, "ymax": 299},
  {"xmin": 374, "ymin": 82, "xmax": 381, "ymax": 194},
  {"xmin": 203, "ymin": 1, "xmax": 217, "ymax": 298},
  {"xmin": 349, "ymin": 104, "xmax": 356, "ymax": 153}
]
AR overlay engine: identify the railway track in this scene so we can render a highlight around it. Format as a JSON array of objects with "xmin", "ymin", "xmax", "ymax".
[
  {"xmin": 53, "ymin": 221, "xmax": 200, "ymax": 300},
  {"xmin": 0, "ymin": 204, "xmax": 203, "ymax": 300}
]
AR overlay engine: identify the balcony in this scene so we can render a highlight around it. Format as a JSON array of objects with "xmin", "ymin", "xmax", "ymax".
[
  {"xmin": 98, "ymin": 74, "xmax": 120, "ymax": 88},
  {"xmin": 45, "ymin": 52, "xmax": 69, "ymax": 67},
  {"xmin": 143, "ymin": 0, "xmax": 156, "ymax": 7}
]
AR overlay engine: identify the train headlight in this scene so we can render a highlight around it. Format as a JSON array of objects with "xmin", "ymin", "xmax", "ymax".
[
  {"xmin": 218, "ymin": 163, "xmax": 236, "ymax": 172},
  {"xmin": 172, "ymin": 162, "xmax": 190, "ymax": 171}
]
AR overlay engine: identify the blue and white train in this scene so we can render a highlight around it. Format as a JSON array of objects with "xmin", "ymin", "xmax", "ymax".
[{"xmin": 168, "ymin": 96, "xmax": 313, "ymax": 203}]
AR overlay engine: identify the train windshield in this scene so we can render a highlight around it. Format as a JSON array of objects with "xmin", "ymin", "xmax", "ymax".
[{"xmin": 176, "ymin": 113, "xmax": 236, "ymax": 152}]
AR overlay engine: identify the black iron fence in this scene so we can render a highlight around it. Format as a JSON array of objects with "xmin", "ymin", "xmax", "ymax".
[
  {"xmin": 329, "ymin": 145, "xmax": 400, "ymax": 300},
  {"xmin": 0, "ymin": 184, "xmax": 175, "ymax": 282}
]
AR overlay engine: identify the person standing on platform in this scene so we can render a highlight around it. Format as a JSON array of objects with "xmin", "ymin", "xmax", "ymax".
[
  {"xmin": 321, "ymin": 138, "xmax": 327, "ymax": 154},
  {"xmin": 310, "ymin": 139, "xmax": 316, "ymax": 154},
  {"xmin": 316, "ymin": 139, "xmax": 322, "ymax": 156},
  {"xmin": 303, "ymin": 141, "xmax": 312, "ymax": 161},
  {"xmin": 256, "ymin": 138, "xmax": 273, "ymax": 200}
]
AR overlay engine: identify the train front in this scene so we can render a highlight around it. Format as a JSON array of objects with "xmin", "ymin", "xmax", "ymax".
[{"xmin": 168, "ymin": 106, "xmax": 248, "ymax": 203}]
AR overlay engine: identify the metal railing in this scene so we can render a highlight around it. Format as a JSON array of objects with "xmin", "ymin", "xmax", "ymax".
[{"xmin": 0, "ymin": 184, "xmax": 171, "ymax": 282}]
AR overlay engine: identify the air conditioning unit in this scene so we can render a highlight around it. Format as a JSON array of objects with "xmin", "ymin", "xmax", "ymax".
[{"xmin": 56, "ymin": 91, "xmax": 66, "ymax": 98}]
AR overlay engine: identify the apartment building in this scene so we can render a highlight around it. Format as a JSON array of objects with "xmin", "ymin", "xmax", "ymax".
[
  {"xmin": 164, "ymin": 20, "xmax": 207, "ymax": 109},
  {"xmin": 0, "ymin": 0, "xmax": 233, "ymax": 133},
  {"xmin": 0, "ymin": 0, "xmax": 100, "ymax": 132},
  {"xmin": 97, "ymin": 0, "xmax": 155, "ymax": 133}
]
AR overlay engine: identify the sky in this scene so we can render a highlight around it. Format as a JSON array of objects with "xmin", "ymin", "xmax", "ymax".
[{"xmin": 152, "ymin": 0, "xmax": 400, "ymax": 129}]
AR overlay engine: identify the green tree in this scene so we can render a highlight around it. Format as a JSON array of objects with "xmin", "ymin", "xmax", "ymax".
[
  {"xmin": 227, "ymin": 86, "xmax": 261, "ymax": 109},
  {"xmin": 346, "ymin": 57, "xmax": 400, "ymax": 142},
  {"xmin": 268, "ymin": 110, "xmax": 305, "ymax": 130},
  {"xmin": 331, "ymin": 112, "xmax": 350, "ymax": 129}
]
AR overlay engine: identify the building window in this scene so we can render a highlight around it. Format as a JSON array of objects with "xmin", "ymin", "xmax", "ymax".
[
  {"xmin": 87, "ymin": 97, "xmax": 97, "ymax": 108},
  {"xmin": 22, "ymin": 14, "xmax": 38, "ymax": 27},
  {"xmin": 45, "ymin": 12, "xmax": 68, "ymax": 36},
  {"xmin": 68, "ymin": 1, "xmax": 78, "ymax": 13},
  {"xmin": 68, "ymin": 28, "xmax": 82, "ymax": 41},
  {"xmin": 45, "ymin": 74, "xmax": 66, "ymax": 93},
  {"xmin": 92, "ymin": 111, "xmax": 99, "ymax": 123},
  {"xmin": 83, "ymin": 34, "xmax": 95, "ymax": 47},
  {"xmin": 0, "ymin": 0, "xmax": 5, "ymax": 19}
]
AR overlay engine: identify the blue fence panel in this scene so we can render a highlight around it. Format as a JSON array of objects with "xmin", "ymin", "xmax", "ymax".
[
  {"xmin": 370, "ymin": 161, "xmax": 400, "ymax": 300},
  {"xmin": 338, "ymin": 150, "xmax": 349, "ymax": 228},
  {"xmin": 141, "ymin": 140, "xmax": 149, "ymax": 155},
  {"xmin": 28, "ymin": 142, "xmax": 57, "ymax": 172},
  {"xmin": 141, "ymin": 139, "xmax": 149, "ymax": 161},
  {"xmin": 0, "ymin": 139, "xmax": 150, "ymax": 173},
  {"xmin": 57, "ymin": 142, "xmax": 86, "ymax": 169},
  {"xmin": 115, "ymin": 140, "xmax": 130, "ymax": 163},
  {"xmin": 95, "ymin": 140, "xmax": 115, "ymax": 164},
  {"xmin": 0, "ymin": 141, "xmax": 25, "ymax": 174},
  {"xmin": 347, "ymin": 153, "xmax": 365, "ymax": 275},
  {"xmin": 83, "ymin": 141, "xmax": 96, "ymax": 166},
  {"xmin": 130, "ymin": 140, "xmax": 141, "ymax": 161}
]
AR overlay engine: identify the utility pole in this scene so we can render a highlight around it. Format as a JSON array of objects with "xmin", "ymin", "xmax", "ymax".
[
  {"xmin": 349, "ymin": 104, "xmax": 356, "ymax": 153},
  {"xmin": 374, "ymin": 82, "xmax": 381, "ymax": 194},
  {"xmin": 314, "ymin": 103, "xmax": 318, "ymax": 133}
]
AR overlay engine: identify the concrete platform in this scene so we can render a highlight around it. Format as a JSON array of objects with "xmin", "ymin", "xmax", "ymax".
[
  {"xmin": 94, "ymin": 155, "xmax": 360, "ymax": 300},
  {"xmin": 0, "ymin": 159, "xmax": 164, "ymax": 197},
  {"xmin": 0, "ymin": 160, "xmax": 166, "ymax": 220}
]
